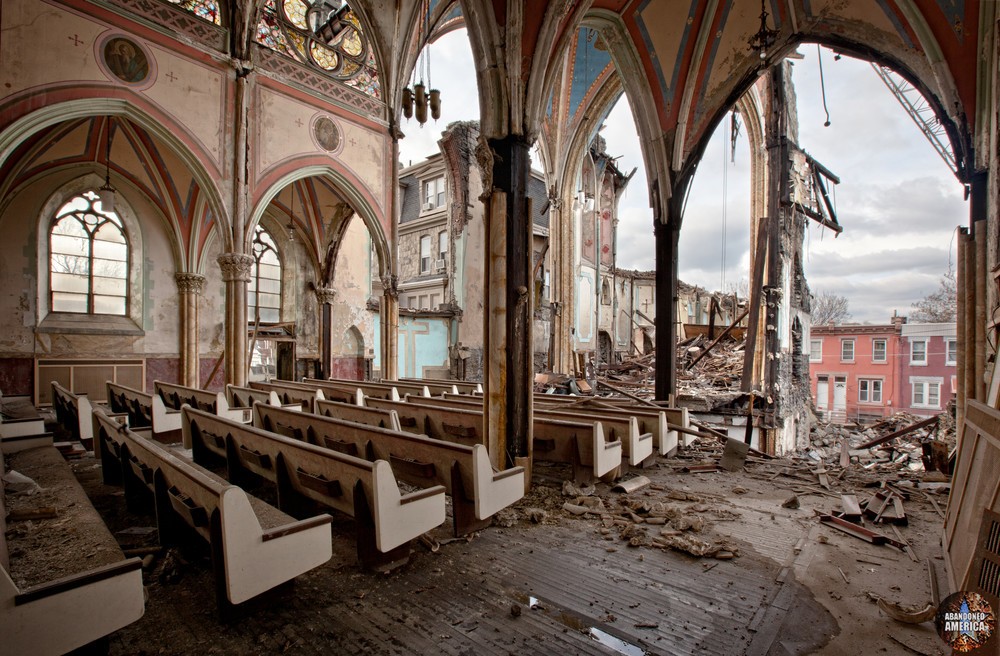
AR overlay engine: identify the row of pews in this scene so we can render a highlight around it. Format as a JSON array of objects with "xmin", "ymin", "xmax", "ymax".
[{"xmin": 18, "ymin": 375, "xmax": 691, "ymax": 651}]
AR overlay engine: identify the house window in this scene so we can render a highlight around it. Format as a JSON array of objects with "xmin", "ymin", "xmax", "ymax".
[
  {"xmin": 872, "ymin": 339, "xmax": 886, "ymax": 363},
  {"xmin": 946, "ymin": 339, "xmax": 957, "ymax": 365},
  {"xmin": 422, "ymin": 177, "xmax": 445, "ymax": 210},
  {"xmin": 910, "ymin": 339, "xmax": 927, "ymax": 365},
  {"xmin": 912, "ymin": 378, "xmax": 941, "ymax": 409},
  {"xmin": 248, "ymin": 224, "xmax": 282, "ymax": 323},
  {"xmin": 841, "ymin": 339, "xmax": 855, "ymax": 362},
  {"xmin": 859, "ymin": 379, "xmax": 882, "ymax": 403},
  {"xmin": 809, "ymin": 340, "xmax": 822, "ymax": 362},
  {"xmin": 49, "ymin": 191, "xmax": 129, "ymax": 316},
  {"xmin": 419, "ymin": 235, "xmax": 431, "ymax": 273},
  {"xmin": 438, "ymin": 230, "xmax": 448, "ymax": 257}
]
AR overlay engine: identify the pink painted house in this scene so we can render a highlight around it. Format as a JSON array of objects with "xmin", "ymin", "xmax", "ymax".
[{"xmin": 809, "ymin": 316, "xmax": 955, "ymax": 422}]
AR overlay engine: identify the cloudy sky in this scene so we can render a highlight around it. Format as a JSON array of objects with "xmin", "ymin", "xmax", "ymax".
[{"xmin": 398, "ymin": 32, "xmax": 967, "ymax": 325}]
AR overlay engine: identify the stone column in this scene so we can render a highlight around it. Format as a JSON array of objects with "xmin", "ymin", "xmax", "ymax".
[
  {"xmin": 174, "ymin": 272, "xmax": 205, "ymax": 388},
  {"xmin": 218, "ymin": 253, "xmax": 254, "ymax": 387},
  {"xmin": 315, "ymin": 286, "xmax": 336, "ymax": 378},
  {"xmin": 380, "ymin": 275, "xmax": 398, "ymax": 380}
]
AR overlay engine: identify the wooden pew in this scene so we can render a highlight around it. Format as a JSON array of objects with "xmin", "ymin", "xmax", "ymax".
[
  {"xmin": 50, "ymin": 381, "xmax": 94, "ymax": 449},
  {"xmin": 364, "ymin": 397, "xmax": 622, "ymax": 483},
  {"xmin": 400, "ymin": 377, "xmax": 482, "ymax": 394},
  {"xmin": 534, "ymin": 394, "xmax": 692, "ymax": 450},
  {"xmin": 314, "ymin": 398, "xmax": 401, "ymax": 432},
  {"xmin": 106, "ymin": 381, "xmax": 183, "ymax": 441},
  {"xmin": 181, "ymin": 406, "xmax": 445, "ymax": 568},
  {"xmin": 254, "ymin": 403, "xmax": 524, "ymax": 535},
  {"xmin": 226, "ymin": 384, "xmax": 303, "ymax": 412},
  {"xmin": 302, "ymin": 378, "xmax": 431, "ymax": 401},
  {"xmin": 1, "ymin": 444, "xmax": 144, "ymax": 655},
  {"xmin": 405, "ymin": 394, "xmax": 655, "ymax": 466},
  {"xmin": 435, "ymin": 392, "xmax": 677, "ymax": 457},
  {"xmin": 248, "ymin": 380, "xmax": 328, "ymax": 412},
  {"xmin": 0, "ymin": 393, "xmax": 51, "ymax": 453},
  {"xmin": 154, "ymin": 380, "xmax": 250, "ymax": 423},
  {"xmin": 92, "ymin": 408, "xmax": 332, "ymax": 615}
]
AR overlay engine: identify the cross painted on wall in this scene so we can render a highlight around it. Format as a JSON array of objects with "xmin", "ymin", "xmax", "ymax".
[
  {"xmin": 165, "ymin": 71, "xmax": 177, "ymax": 82},
  {"xmin": 69, "ymin": 34, "xmax": 83, "ymax": 46}
]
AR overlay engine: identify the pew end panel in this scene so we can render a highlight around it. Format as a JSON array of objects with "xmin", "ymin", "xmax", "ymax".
[{"xmin": 217, "ymin": 487, "xmax": 332, "ymax": 604}]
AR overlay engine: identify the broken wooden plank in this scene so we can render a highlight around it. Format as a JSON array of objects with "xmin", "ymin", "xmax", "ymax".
[
  {"xmin": 855, "ymin": 416, "xmax": 939, "ymax": 450},
  {"xmin": 840, "ymin": 494, "xmax": 862, "ymax": 522},
  {"xmin": 685, "ymin": 307, "xmax": 750, "ymax": 370},
  {"xmin": 818, "ymin": 514, "xmax": 907, "ymax": 550}
]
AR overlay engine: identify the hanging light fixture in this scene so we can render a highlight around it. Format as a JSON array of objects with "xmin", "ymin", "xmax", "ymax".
[
  {"xmin": 287, "ymin": 184, "xmax": 296, "ymax": 242},
  {"xmin": 747, "ymin": 0, "xmax": 779, "ymax": 69},
  {"xmin": 403, "ymin": 0, "xmax": 440, "ymax": 126},
  {"xmin": 98, "ymin": 117, "xmax": 117, "ymax": 213}
]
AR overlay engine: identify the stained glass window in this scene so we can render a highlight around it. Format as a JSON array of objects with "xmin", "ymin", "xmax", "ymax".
[
  {"xmin": 166, "ymin": 0, "xmax": 222, "ymax": 25},
  {"xmin": 249, "ymin": 225, "xmax": 282, "ymax": 323},
  {"xmin": 49, "ymin": 191, "xmax": 128, "ymax": 315},
  {"xmin": 254, "ymin": 0, "xmax": 380, "ymax": 98}
]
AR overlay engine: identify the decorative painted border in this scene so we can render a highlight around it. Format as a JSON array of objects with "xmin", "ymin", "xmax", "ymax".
[{"xmin": 99, "ymin": 0, "xmax": 227, "ymax": 51}]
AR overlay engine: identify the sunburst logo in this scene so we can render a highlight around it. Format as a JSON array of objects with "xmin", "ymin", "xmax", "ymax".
[{"xmin": 935, "ymin": 591, "xmax": 996, "ymax": 652}]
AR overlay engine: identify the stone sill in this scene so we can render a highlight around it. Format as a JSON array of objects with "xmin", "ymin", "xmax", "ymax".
[{"xmin": 36, "ymin": 313, "xmax": 144, "ymax": 336}]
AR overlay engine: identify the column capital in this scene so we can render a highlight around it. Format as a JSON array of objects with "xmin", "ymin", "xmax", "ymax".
[
  {"xmin": 381, "ymin": 274, "xmax": 399, "ymax": 299},
  {"xmin": 174, "ymin": 272, "xmax": 206, "ymax": 294},
  {"xmin": 314, "ymin": 286, "xmax": 336, "ymax": 305},
  {"xmin": 217, "ymin": 253, "xmax": 254, "ymax": 282}
]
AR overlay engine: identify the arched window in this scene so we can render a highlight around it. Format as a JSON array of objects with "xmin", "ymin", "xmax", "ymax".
[
  {"xmin": 166, "ymin": 0, "xmax": 222, "ymax": 24},
  {"xmin": 249, "ymin": 224, "xmax": 282, "ymax": 323},
  {"xmin": 254, "ymin": 0, "xmax": 380, "ymax": 98},
  {"xmin": 49, "ymin": 191, "xmax": 128, "ymax": 315}
]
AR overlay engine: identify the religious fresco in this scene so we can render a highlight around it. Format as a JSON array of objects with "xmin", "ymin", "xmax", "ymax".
[
  {"xmin": 102, "ymin": 37, "xmax": 150, "ymax": 84},
  {"xmin": 313, "ymin": 116, "xmax": 341, "ymax": 152}
]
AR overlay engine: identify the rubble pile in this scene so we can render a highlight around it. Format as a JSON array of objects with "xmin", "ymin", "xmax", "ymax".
[{"xmin": 805, "ymin": 410, "xmax": 955, "ymax": 473}]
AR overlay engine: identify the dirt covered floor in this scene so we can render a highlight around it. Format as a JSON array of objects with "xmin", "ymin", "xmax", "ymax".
[{"xmin": 7, "ymin": 432, "xmax": 946, "ymax": 656}]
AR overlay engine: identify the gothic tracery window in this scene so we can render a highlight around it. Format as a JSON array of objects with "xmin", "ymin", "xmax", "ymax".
[
  {"xmin": 255, "ymin": 0, "xmax": 380, "ymax": 98},
  {"xmin": 166, "ymin": 0, "xmax": 222, "ymax": 25},
  {"xmin": 49, "ymin": 192, "xmax": 129, "ymax": 315},
  {"xmin": 249, "ymin": 225, "xmax": 283, "ymax": 323}
]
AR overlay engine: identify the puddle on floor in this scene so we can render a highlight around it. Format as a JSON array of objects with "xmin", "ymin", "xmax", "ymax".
[{"xmin": 511, "ymin": 591, "xmax": 648, "ymax": 655}]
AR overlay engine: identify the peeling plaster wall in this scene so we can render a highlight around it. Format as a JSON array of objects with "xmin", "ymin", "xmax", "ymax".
[{"xmin": 329, "ymin": 215, "xmax": 377, "ymax": 377}]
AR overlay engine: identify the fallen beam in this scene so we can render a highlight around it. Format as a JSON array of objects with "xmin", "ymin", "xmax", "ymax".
[
  {"xmin": 855, "ymin": 416, "xmax": 938, "ymax": 450},
  {"xmin": 685, "ymin": 307, "xmax": 751, "ymax": 371},
  {"xmin": 818, "ymin": 514, "xmax": 906, "ymax": 551}
]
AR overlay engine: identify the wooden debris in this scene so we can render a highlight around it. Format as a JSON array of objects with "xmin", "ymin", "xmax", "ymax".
[{"xmin": 839, "ymin": 494, "xmax": 862, "ymax": 522}]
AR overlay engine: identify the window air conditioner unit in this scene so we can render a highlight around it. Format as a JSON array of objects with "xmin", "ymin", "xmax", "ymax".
[
  {"xmin": 434, "ymin": 258, "xmax": 446, "ymax": 272},
  {"xmin": 423, "ymin": 202, "xmax": 434, "ymax": 211}
]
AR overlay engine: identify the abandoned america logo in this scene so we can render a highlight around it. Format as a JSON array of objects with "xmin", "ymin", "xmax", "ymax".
[{"xmin": 935, "ymin": 591, "xmax": 996, "ymax": 652}]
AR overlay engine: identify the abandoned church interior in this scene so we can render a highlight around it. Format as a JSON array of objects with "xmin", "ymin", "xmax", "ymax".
[{"xmin": 1, "ymin": 0, "xmax": 999, "ymax": 653}]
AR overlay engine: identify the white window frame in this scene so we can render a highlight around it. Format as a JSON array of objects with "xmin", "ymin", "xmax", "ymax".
[
  {"xmin": 809, "ymin": 339, "xmax": 822, "ymax": 362},
  {"xmin": 910, "ymin": 338, "xmax": 928, "ymax": 366},
  {"xmin": 438, "ymin": 230, "xmax": 448, "ymax": 258},
  {"xmin": 911, "ymin": 376, "xmax": 942, "ymax": 409},
  {"xmin": 840, "ymin": 339, "xmax": 855, "ymax": 363},
  {"xmin": 419, "ymin": 235, "xmax": 431, "ymax": 274},
  {"xmin": 859, "ymin": 378, "xmax": 883, "ymax": 404},
  {"xmin": 946, "ymin": 338, "xmax": 957, "ymax": 366},
  {"xmin": 422, "ymin": 176, "xmax": 445, "ymax": 211},
  {"xmin": 872, "ymin": 339, "xmax": 887, "ymax": 363}
]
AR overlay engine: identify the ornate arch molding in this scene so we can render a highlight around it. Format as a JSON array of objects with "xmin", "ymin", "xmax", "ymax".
[
  {"xmin": 457, "ymin": 0, "xmax": 510, "ymax": 138},
  {"xmin": 247, "ymin": 164, "xmax": 391, "ymax": 285},
  {"xmin": 583, "ymin": 11, "xmax": 673, "ymax": 215},
  {"xmin": 0, "ymin": 97, "xmax": 232, "ymax": 249}
]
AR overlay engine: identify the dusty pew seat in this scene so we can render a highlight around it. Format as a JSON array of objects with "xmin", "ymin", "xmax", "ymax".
[
  {"xmin": 226, "ymin": 384, "xmax": 303, "ymax": 413},
  {"xmin": 50, "ymin": 381, "xmax": 95, "ymax": 449},
  {"xmin": 408, "ymin": 394, "xmax": 655, "ymax": 466},
  {"xmin": 255, "ymin": 403, "xmax": 524, "ymax": 535},
  {"xmin": 92, "ymin": 409, "xmax": 332, "ymax": 615},
  {"xmin": 1, "ymin": 394, "xmax": 51, "ymax": 453},
  {"xmin": 301, "ymin": 377, "xmax": 409, "ymax": 403},
  {"xmin": 364, "ymin": 397, "xmax": 623, "ymax": 483},
  {"xmin": 1, "ymin": 445, "xmax": 144, "ymax": 655},
  {"xmin": 107, "ymin": 381, "xmax": 182, "ymax": 441},
  {"xmin": 248, "ymin": 380, "xmax": 327, "ymax": 412},
  {"xmin": 314, "ymin": 398, "xmax": 401, "ymax": 431},
  {"xmin": 154, "ymin": 380, "xmax": 249, "ymax": 423},
  {"xmin": 181, "ymin": 407, "xmax": 445, "ymax": 568}
]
